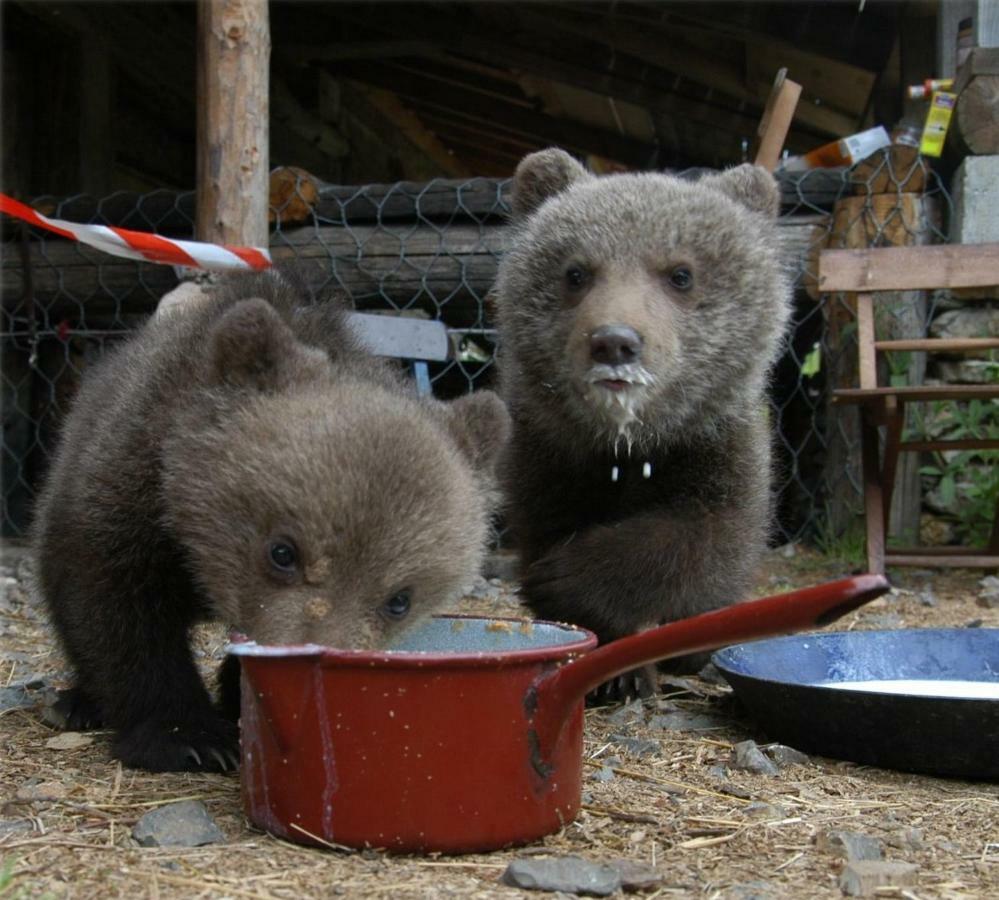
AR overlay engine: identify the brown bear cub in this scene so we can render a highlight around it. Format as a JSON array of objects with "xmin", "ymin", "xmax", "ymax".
[
  {"xmin": 34, "ymin": 273, "xmax": 510, "ymax": 771},
  {"xmin": 496, "ymin": 149, "xmax": 791, "ymax": 697}
]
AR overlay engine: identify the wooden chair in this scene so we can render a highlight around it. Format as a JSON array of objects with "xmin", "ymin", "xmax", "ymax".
[{"xmin": 818, "ymin": 243, "xmax": 999, "ymax": 573}]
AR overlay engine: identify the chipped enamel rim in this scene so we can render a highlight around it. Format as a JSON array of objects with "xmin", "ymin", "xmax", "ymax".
[{"xmin": 226, "ymin": 614, "xmax": 598, "ymax": 669}]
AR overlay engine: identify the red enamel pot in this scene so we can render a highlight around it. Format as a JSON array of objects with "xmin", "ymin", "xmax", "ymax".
[{"xmin": 229, "ymin": 574, "xmax": 888, "ymax": 854}]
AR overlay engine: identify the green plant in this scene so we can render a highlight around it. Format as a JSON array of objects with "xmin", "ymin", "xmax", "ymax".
[
  {"xmin": 914, "ymin": 382, "xmax": 999, "ymax": 546},
  {"xmin": 0, "ymin": 857, "xmax": 17, "ymax": 896},
  {"xmin": 811, "ymin": 506, "xmax": 868, "ymax": 569}
]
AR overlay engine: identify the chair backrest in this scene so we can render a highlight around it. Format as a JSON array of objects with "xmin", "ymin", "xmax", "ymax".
[
  {"xmin": 818, "ymin": 244, "xmax": 999, "ymax": 394},
  {"xmin": 347, "ymin": 312, "xmax": 451, "ymax": 397},
  {"xmin": 819, "ymin": 243, "xmax": 999, "ymax": 293}
]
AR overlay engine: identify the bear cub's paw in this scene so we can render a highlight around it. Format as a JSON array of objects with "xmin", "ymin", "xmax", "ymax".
[
  {"xmin": 587, "ymin": 664, "xmax": 659, "ymax": 707},
  {"xmin": 49, "ymin": 686, "xmax": 105, "ymax": 731},
  {"xmin": 113, "ymin": 715, "xmax": 239, "ymax": 773}
]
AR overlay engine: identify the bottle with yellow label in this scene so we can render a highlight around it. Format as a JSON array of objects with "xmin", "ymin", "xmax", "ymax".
[{"xmin": 919, "ymin": 91, "xmax": 957, "ymax": 157}]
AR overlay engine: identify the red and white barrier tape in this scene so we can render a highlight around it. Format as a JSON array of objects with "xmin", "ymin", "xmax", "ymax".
[{"xmin": 1, "ymin": 192, "xmax": 272, "ymax": 272}]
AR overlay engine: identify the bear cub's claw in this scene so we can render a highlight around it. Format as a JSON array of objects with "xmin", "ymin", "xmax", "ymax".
[
  {"xmin": 49, "ymin": 687, "xmax": 104, "ymax": 731},
  {"xmin": 112, "ymin": 717, "xmax": 239, "ymax": 773},
  {"xmin": 587, "ymin": 664, "xmax": 659, "ymax": 706}
]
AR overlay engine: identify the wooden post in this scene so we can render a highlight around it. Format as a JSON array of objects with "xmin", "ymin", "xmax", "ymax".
[
  {"xmin": 754, "ymin": 69, "xmax": 802, "ymax": 172},
  {"xmin": 952, "ymin": 48, "xmax": 999, "ymax": 156},
  {"xmin": 196, "ymin": 0, "xmax": 270, "ymax": 248}
]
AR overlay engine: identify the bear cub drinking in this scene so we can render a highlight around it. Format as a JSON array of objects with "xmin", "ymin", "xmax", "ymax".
[
  {"xmin": 34, "ymin": 274, "xmax": 510, "ymax": 771},
  {"xmin": 496, "ymin": 149, "xmax": 792, "ymax": 696}
]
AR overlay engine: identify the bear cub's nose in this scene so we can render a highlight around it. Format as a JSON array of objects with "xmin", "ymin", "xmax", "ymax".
[{"xmin": 590, "ymin": 325, "xmax": 643, "ymax": 366}]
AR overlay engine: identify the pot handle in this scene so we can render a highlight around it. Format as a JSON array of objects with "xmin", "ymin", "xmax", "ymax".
[{"xmin": 531, "ymin": 574, "xmax": 889, "ymax": 759}]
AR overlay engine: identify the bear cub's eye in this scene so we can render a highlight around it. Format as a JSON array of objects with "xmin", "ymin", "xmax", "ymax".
[
  {"xmin": 268, "ymin": 540, "xmax": 298, "ymax": 572},
  {"xmin": 564, "ymin": 265, "xmax": 591, "ymax": 291},
  {"xmin": 383, "ymin": 590, "xmax": 412, "ymax": 620},
  {"xmin": 668, "ymin": 266, "xmax": 694, "ymax": 291}
]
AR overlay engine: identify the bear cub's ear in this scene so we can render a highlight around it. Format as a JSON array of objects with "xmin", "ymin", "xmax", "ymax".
[
  {"xmin": 700, "ymin": 164, "xmax": 780, "ymax": 218},
  {"xmin": 208, "ymin": 298, "xmax": 314, "ymax": 391},
  {"xmin": 512, "ymin": 148, "xmax": 592, "ymax": 220},
  {"xmin": 438, "ymin": 391, "xmax": 512, "ymax": 475}
]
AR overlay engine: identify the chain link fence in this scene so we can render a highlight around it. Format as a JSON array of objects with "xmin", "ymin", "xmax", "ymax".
[{"xmin": 2, "ymin": 152, "xmax": 958, "ymax": 545}]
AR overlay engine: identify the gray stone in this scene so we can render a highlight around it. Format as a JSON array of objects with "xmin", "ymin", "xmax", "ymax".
[
  {"xmin": 742, "ymin": 802, "xmax": 787, "ymax": 820},
  {"xmin": 864, "ymin": 612, "xmax": 904, "ymax": 630},
  {"xmin": 763, "ymin": 744, "xmax": 810, "ymax": 768},
  {"xmin": 649, "ymin": 710, "xmax": 727, "ymax": 732},
  {"xmin": 697, "ymin": 662, "xmax": 728, "ymax": 686},
  {"xmin": 0, "ymin": 819, "xmax": 34, "ymax": 836},
  {"xmin": 502, "ymin": 857, "xmax": 621, "ymax": 896},
  {"xmin": 935, "ymin": 359, "xmax": 999, "ymax": 383},
  {"xmin": 590, "ymin": 766, "xmax": 616, "ymax": 783},
  {"xmin": 0, "ymin": 678, "xmax": 50, "ymax": 713},
  {"xmin": 950, "ymin": 155, "xmax": 999, "ymax": 246},
  {"xmin": 978, "ymin": 576, "xmax": 999, "ymax": 609},
  {"xmin": 929, "ymin": 306, "xmax": 999, "ymax": 341},
  {"xmin": 730, "ymin": 740, "xmax": 779, "ymax": 776},
  {"xmin": 718, "ymin": 781, "xmax": 754, "ymax": 800},
  {"xmin": 607, "ymin": 858, "xmax": 664, "ymax": 893},
  {"xmin": 721, "ymin": 881, "xmax": 779, "ymax": 900},
  {"xmin": 917, "ymin": 588, "xmax": 938, "ymax": 607},
  {"xmin": 606, "ymin": 698, "xmax": 646, "ymax": 726},
  {"xmin": 659, "ymin": 675, "xmax": 706, "ymax": 696},
  {"xmin": 886, "ymin": 826, "xmax": 924, "ymax": 851},
  {"xmin": 839, "ymin": 860, "xmax": 918, "ymax": 897},
  {"xmin": 132, "ymin": 800, "xmax": 224, "ymax": 848},
  {"xmin": 707, "ymin": 768, "xmax": 754, "ymax": 798},
  {"xmin": 0, "ymin": 686, "xmax": 34, "ymax": 713},
  {"xmin": 815, "ymin": 829, "xmax": 883, "ymax": 861},
  {"xmin": 610, "ymin": 734, "xmax": 661, "ymax": 757}
]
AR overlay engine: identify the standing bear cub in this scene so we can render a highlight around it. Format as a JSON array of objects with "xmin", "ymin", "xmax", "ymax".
[
  {"xmin": 34, "ymin": 273, "xmax": 510, "ymax": 771},
  {"xmin": 496, "ymin": 149, "xmax": 791, "ymax": 696}
]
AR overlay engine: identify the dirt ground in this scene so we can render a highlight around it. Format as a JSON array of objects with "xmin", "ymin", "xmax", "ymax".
[{"xmin": 2, "ymin": 540, "xmax": 997, "ymax": 899}]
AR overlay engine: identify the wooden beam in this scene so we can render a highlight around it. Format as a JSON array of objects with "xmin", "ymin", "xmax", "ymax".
[
  {"xmin": 900, "ymin": 439, "xmax": 999, "ymax": 452},
  {"xmin": 270, "ymin": 77, "xmax": 349, "ymax": 160},
  {"xmin": 325, "ymin": 60, "xmax": 655, "ymax": 167},
  {"xmin": 18, "ymin": 2, "xmax": 194, "ymax": 133},
  {"xmin": 600, "ymin": 4, "xmax": 896, "ymax": 74},
  {"xmin": 437, "ymin": 141, "xmax": 521, "ymax": 177},
  {"xmin": 860, "ymin": 406, "xmax": 887, "ymax": 574},
  {"xmin": 288, "ymin": 4, "xmax": 830, "ymax": 156},
  {"xmin": 513, "ymin": 6, "xmax": 858, "ymax": 137},
  {"xmin": 875, "ymin": 338, "xmax": 999, "ymax": 352},
  {"xmin": 856, "ymin": 293, "xmax": 878, "ymax": 391},
  {"xmin": 834, "ymin": 385, "xmax": 999, "ymax": 403},
  {"xmin": 819, "ymin": 244, "xmax": 999, "ymax": 292},
  {"xmin": 415, "ymin": 113, "xmax": 536, "ymax": 159},
  {"xmin": 196, "ymin": 0, "xmax": 270, "ymax": 247},
  {"xmin": 305, "ymin": 36, "xmax": 761, "ymax": 143},
  {"xmin": 885, "ymin": 554, "xmax": 999, "ymax": 567},
  {"xmin": 345, "ymin": 82, "xmax": 470, "ymax": 178}
]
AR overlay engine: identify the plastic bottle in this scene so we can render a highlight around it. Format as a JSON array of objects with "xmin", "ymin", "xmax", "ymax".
[{"xmin": 781, "ymin": 126, "xmax": 891, "ymax": 172}]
